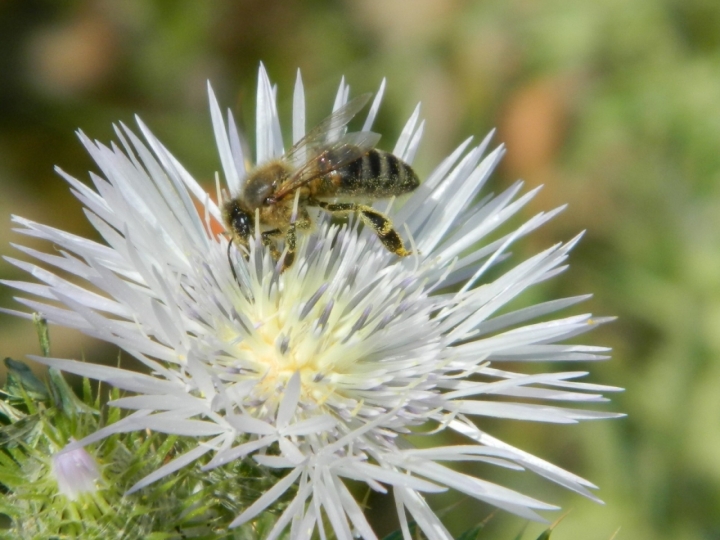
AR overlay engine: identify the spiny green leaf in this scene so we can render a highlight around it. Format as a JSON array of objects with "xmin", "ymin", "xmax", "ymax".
[
  {"xmin": 0, "ymin": 400, "xmax": 25, "ymax": 423},
  {"xmin": 47, "ymin": 368, "xmax": 95, "ymax": 416},
  {"xmin": 82, "ymin": 377, "xmax": 93, "ymax": 406},
  {"xmin": 0, "ymin": 414, "xmax": 42, "ymax": 446},
  {"xmin": 3, "ymin": 358, "xmax": 48, "ymax": 402}
]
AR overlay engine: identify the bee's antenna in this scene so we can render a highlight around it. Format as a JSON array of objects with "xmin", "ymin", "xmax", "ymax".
[{"xmin": 227, "ymin": 238, "xmax": 240, "ymax": 285}]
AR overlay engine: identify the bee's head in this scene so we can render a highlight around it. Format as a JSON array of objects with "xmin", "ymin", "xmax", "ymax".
[{"xmin": 222, "ymin": 200, "xmax": 253, "ymax": 244}]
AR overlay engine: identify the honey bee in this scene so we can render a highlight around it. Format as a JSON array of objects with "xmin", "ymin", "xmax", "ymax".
[{"xmin": 222, "ymin": 93, "xmax": 420, "ymax": 271}]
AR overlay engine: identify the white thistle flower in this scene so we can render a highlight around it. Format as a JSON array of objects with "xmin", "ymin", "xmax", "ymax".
[
  {"xmin": 51, "ymin": 442, "xmax": 101, "ymax": 500},
  {"xmin": 3, "ymin": 65, "xmax": 622, "ymax": 539}
]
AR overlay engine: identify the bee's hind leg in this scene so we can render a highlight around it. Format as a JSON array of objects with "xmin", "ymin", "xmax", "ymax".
[{"xmin": 315, "ymin": 201, "xmax": 411, "ymax": 257}]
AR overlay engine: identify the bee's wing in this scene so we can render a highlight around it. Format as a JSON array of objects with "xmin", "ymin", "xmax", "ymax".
[
  {"xmin": 271, "ymin": 131, "xmax": 381, "ymax": 200},
  {"xmin": 283, "ymin": 93, "xmax": 373, "ymax": 165}
]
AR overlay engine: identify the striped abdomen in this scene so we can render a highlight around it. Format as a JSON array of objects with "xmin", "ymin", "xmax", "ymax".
[{"xmin": 313, "ymin": 148, "xmax": 419, "ymax": 198}]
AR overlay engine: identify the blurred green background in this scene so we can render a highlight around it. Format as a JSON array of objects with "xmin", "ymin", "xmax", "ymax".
[{"xmin": 2, "ymin": 0, "xmax": 720, "ymax": 538}]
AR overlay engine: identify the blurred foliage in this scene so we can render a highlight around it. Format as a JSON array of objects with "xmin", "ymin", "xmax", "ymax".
[{"xmin": 1, "ymin": 0, "xmax": 720, "ymax": 538}]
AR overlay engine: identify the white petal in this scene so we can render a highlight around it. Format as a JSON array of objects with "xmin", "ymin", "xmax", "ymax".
[
  {"xmin": 266, "ymin": 481, "xmax": 313, "ymax": 540},
  {"xmin": 131, "ymin": 415, "xmax": 226, "ymax": 436},
  {"xmin": 226, "ymin": 414, "xmax": 275, "ymax": 435},
  {"xmin": 362, "ymin": 78, "xmax": 386, "ymax": 132},
  {"xmin": 338, "ymin": 461, "xmax": 445, "ymax": 493},
  {"xmin": 256, "ymin": 63, "xmax": 283, "ymax": 163},
  {"xmin": 276, "ymin": 371, "xmax": 301, "ymax": 428},
  {"xmin": 279, "ymin": 437, "xmax": 306, "ymax": 464},
  {"xmin": 449, "ymin": 420, "xmax": 601, "ymax": 499},
  {"xmin": 28, "ymin": 356, "xmax": 182, "ymax": 395},
  {"xmin": 208, "ymin": 82, "xmax": 241, "ymax": 195},
  {"xmin": 293, "ymin": 69, "xmax": 306, "ymax": 145},
  {"xmin": 134, "ymin": 117, "xmax": 223, "ymax": 224},
  {"xmin": 456, "ymin": 400, "xmax": 620, "ymax": 423},
  {"xmin": 226, "ymin": 108, "xmax": 247, "ymax": 187},
  {"xmin": 334, "ymin": 475, "xmax": 378, "ymax": 540},
  {"xmin": 396, "ymin": 487, "xmax": 453, "ymax": 540},
  {"xmin": 317, "ymin": 467, "xmax": 353, "ymax": 540},
  {"xmin": 60, "ymin": 411, "xmax": 152, "ymax": 452},
  {"xmin": 403, "ymin": 120, "xmax": 424, "ymax": 164},
  {"xmin": 283, "ymin": 415, "xmax": 337, "ymax": 436},
  {"xmin": 393, "ymin": 103, "xmax": 421, "ymax": 158},
  {"xmin": 204, "ymin": 436, "xmax": 275, "ymax": 470},
  {"xmin": 109, "ymin": 394, "xmax": 202, "ymax": 411}
]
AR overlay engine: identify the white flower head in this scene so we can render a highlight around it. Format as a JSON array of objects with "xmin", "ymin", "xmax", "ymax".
[
  {"xmin": 51, "ymin": 442, "xmax": 101, "ymax": 500},
  {"xmin": 3, "ymin": 64, "xmax": 622, "ymax": 539}
]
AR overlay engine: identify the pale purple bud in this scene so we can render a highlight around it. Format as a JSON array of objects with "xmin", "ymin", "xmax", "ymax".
[{"xmin": 51, "ymin": 444, "xmax": 101, "ymax": 500}]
